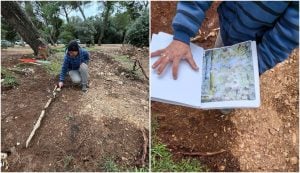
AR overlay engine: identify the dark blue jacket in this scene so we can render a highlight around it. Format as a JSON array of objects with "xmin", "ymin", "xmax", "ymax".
[
  {"xmin": 172, "ymin": 1, "xmax": 299, "ymax": 74},
  {"xmin": 59, "ymin": 48, "xmax": 89, "ymax": 81}
]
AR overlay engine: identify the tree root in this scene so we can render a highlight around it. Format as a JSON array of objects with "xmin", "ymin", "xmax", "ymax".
[{"xmin": 178, "ymin": 149, "xmax": 226, "ymax": 156}]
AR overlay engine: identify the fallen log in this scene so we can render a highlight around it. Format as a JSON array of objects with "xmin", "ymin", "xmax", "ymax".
[
  {"xmin": 25, "ymin": 85, "xmax": 59, "ymax": 148},
  {"xmin": 25, "ymin": 110, "xmax": 45, "ymax": 148}
]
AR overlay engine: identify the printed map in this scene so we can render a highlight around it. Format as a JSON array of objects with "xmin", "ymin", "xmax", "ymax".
[{"xmin": 201, "ymin": 41, "xmax": 256, "ymax": 103}]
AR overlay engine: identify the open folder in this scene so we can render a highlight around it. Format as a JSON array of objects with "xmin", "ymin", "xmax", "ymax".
[{"xmin": 150, "ymin": 32, "xmax": 260, "ymax": 109}]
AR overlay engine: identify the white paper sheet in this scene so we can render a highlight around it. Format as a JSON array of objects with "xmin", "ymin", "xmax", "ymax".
[{"xmin": 150, "ymin": 32, "xmax": 204, "ymax": 107}]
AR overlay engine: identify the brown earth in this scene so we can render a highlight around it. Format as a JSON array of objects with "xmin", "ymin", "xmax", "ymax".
[
  {"xmin": 1, "ymin": 45, "xmax": 149, "ymax": 171},
  {"xmin": 151, "ymin": 1, "xmax": 299, "ymax": 172}
]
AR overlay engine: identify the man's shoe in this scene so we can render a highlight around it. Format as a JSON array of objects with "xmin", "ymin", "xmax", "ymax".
[{"xmin": 82, "ymin": 85, "xmax": 88, "ymax": 92}]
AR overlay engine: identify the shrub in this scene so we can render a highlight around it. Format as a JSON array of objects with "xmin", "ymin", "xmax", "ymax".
[{"xmin": 125, "ymin": 10, "xmax": 149, "ymax": 47}]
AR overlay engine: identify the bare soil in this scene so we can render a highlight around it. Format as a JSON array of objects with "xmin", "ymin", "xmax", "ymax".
[
  {"xmin": 151, "ymin": 1, "xmax": 299, "ymax": 172},
  {"xmin": 1, "ymin": 45, "xmax": 149, "ymax": 171}
]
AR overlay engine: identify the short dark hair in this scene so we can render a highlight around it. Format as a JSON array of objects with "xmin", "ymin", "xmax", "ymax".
[{"xmin": 67, "ymin": 40, "xmax": 79, "ymax": 51}]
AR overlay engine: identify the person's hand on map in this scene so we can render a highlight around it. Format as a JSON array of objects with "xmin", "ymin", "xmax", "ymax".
[{"xmin": 151, "ymin": 40, "xmax": 199, "ymax": 80}]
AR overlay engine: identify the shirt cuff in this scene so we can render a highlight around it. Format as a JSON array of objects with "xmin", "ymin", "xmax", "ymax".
[{"xmin": 173, "ymin": 30, "xmax": 190, "ymax": 45}]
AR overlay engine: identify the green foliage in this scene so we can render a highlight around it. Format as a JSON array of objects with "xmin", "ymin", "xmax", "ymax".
[
  {"xmin": 1, "ymin": 18, "xmax": 18, "ymax": 41},
  {"xmin": 151, "ymin": 142, "xmax": 205, "ymax": 172},
  {"xmin": 1, "ymin": 68, "xmax": 18, "ymax": 87},
  {"xmin": 63, "ymin": 155, "xmax": 74, "ymax": 170},
  {"xmin": 75, "ymin": 18, "xmax": 96, "ymax": 44},
  {"xmin": 100, "ymin": 158, "xmax": 120, "ymax": 172},
  {"xmin": 45, "ymin": 54, "xmax": 64, "ymax": 76},
  {"xmin": 58, "ymin": 23, "xmax": 76, "ymax": 44},
  {"xmin": 125, "ymin": 10, "xmax": 149, "ymax": 47}
]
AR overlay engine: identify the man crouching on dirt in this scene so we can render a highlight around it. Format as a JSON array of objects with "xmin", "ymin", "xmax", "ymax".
[{"xmin": 58, "ymin": 40, "xmax": 89, "ymax": 92}]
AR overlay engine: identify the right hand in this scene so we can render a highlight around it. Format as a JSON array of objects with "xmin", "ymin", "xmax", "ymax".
[
  {"xmin": 151, "ymin": 40, "xmax": 199, "ymax": 80},
  {"xmin": 58, "ymin": 81, "xmax": 64, "ymax": 88}
]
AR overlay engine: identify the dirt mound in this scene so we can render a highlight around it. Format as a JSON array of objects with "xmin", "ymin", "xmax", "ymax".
[{"xmin": 80, "ymin": 51, "xmax": 149, "ymax": 129}]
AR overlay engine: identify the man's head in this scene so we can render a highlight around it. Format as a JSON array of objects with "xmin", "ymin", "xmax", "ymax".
[{"xmin": 67, "ymin": 40, "xmax": 79, "ymax": 57}]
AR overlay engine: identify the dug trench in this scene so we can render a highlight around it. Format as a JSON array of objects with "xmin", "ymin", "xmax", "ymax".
[{"xmin": 1, "ymin": 50, "xmax": 149, "ymax": 171}]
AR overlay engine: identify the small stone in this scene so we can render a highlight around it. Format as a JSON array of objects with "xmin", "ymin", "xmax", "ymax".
[
  {"xmin": 141, "ymin": 99, "xmax": 148, "ymax": 105},
  {"xmin": 18, "ymin": 103, "xmax": 26, "ymax": 108},
  {"xmin": 239, "ymin": 143, "xmax": 244, "ymax": 149},
  {"xmin": 121, "ymin": 157, "xmax": 127, "ymax": 161},
  {"xmin": 290, "ymin": 157, "xmax": 298, "ymax": 165},
  {"xmin": 121, "ymin": 72, "xmax": 125, "ymax": 76},
  {"xmin": 118, "ymin": 81, "xmax": 123, "ymax": 85},
  {"xmin": 213, "ymin": 133, "xmax": 218, "ymax": 137},
  {"xmin": 16, "ymin": 142, "xmax": 20, "ymax": 146},
  {"xmin": 86, "ymin": 104, "xmax": 92, "ymax": 109},
  {"xmin": 1, "ymin": 153, "xmax": 8, "ymax": 159},
  {"xmin": 219, "ymin": 165, "xmax": 225, "ymax": 171},
  {"xmin": 269, "ymin": 128, "xmax": 276, "ymax": 135},
  {"xmin": 14, "ymin": 116, "xmax": 18, "ymax": 119},
  {"xmin": 255, "ymin": 154, "xmax": 261, "ymax": 159},
  {"xmin": 56, "ymin": 88, "xmax": 61, "ymax": 92}
]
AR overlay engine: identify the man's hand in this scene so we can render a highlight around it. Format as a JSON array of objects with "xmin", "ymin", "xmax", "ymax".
[
  {"xmin": 151, "ymin": 40, "xmax": 199, "ymax": 80},
  {"xmin": 58, "ymin": 81, "xmax": 64, "ymax": 88}
]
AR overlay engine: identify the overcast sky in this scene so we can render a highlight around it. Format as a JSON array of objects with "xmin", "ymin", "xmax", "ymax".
[{"xmin": 60, "ymin": 1, "xmax": 100, "ymax": 21}]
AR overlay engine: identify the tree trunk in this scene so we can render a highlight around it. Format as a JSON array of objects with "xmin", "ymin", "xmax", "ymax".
[
  {"xmin": 62, "ymin": 5, "xmax": 70, "ymax": 24},
  {"xmin": 77, "ymin": 2, "xmax": 86, "ymax": 21},
  {"xmin": 1, "ymin": 1, "xmax": 49, "ymax": 56},
  {"xmin": 98, "ymin": 2, "xmax": 113, "ymax": 46}
]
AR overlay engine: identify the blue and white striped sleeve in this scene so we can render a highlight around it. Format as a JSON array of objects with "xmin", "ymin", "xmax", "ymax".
[
  {"xmin": 172, "ymin": 1, "xmax": 213, "ymax": 45},
  {"xmin": 257, "ymin": 2, "xmax": 299, "ymax": 74}
]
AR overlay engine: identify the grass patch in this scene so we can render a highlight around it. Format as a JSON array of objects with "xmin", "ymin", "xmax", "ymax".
[
  {"xmin": 151, "ymin": 142, "xmax": 205, "ymax": 172},
  {"xmin": 63, "ymin": 155, "xmax": 74, "ymax": 170},
  {"xmin": 98, "ymin": 157, "xmax": 149, "ymax": 172},
  {"xmin": 99, "ymin": 157, "xmax": 120, "ymax": 172},
  {"xmin": 44, "ymin": 53, "xmax": 64, "ymax": 77},
  {"xmin": 85, "ymin": 46, "xmax": 102, "ymax": 52},
  {"xmin": 1, "ymin": 68, "xmax": 18, "ymax": 87},
  {"xmin": 113, "ymin": 55, "xmax": 131, "ymax": 64},
  {"xmin": 113, "ymin": 55, "xmax": 145, "ymax": 80},
  {"xmin": 151, "ymin": 114, "xmax": 207, "ymax": 172}
]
